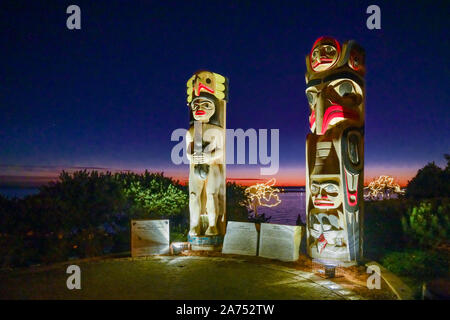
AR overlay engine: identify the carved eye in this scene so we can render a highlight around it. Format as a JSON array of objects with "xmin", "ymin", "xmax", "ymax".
[
  {"xmin": 349, "ymin": 49, "xmax": 364, "ymax": 70},
  {"xmin": 200, "ymin": 101, "xmax": 214, "ymax": 110},
  {"xmin": 324, "ymin": 184, "xmax": 338, "ymax": 195},
  {"xmin": 306, "ymin": 91, "xmax": 317, "ymax": 105},
  {"xmin": 347, "ymin": 132, "xmax": 360, "ymax": 165},
  {"xmin": 206, "ymin": 78, "xmax": 211, "ymax": 84},
  {"xmin": 337, "ymin": 81, "xmax": 354, "ymax": 97},
  {"xmin": 312, "ymin": 49, "xmax": 319, "ymax": 58},
  {"xmin": 311, "ymin": 184, "xmax": 319, "ymax": 195}
]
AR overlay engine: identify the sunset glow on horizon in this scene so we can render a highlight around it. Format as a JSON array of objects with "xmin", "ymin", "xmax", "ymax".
[{"xmin": 0, "ymin": 162, "xmax": 427, "ymax": 188}]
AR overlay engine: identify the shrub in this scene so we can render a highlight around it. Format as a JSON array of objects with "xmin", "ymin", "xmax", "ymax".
[
  {"xmin": 124, "ymin": 180, "xmax": 188, "ymax": 219},
  {"xmin": 0, "ymin": 171, "xmax": 250, "ymax": 267},
  {"xmin": 381, "ymin": 250, "xmax": 449, "ymax": 280},
  {"xmin": 364, "ymin": 199, "xmax": 409, "ymax": 259},
  {"xmin": 0, "ymin": 170, "xmax": 190, "ymax": 267},
  {"xmin": 248, "ymin": 212, "xmax": 271, "ymax": 223},
  {"xmin": 401, "ymin": 200, "xmax": 450, "ymax": 249},
  {"xmin": 226, "ymin": 182, "xmax": 249, "ymax": 222}
]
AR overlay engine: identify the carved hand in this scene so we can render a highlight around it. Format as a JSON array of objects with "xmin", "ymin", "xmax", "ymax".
[{"xmin": 192, "ymin": 152, "xmax": 211, "ymax": 164}]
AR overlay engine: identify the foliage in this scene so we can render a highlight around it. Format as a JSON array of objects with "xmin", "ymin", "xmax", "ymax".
[
  {"xmin": 0, "ymin": 171, "xmax": 251, "ymax": 267},
  {"xmin": 405, "ymin": 155, "xmax": 450, "ymax": 199},
  {"xmin": 364, "ymin": 156, "xmax": 450, "ymax": 286},
  {"xmin": 364, "ymin": 175, "xmax": 404, "ymax": 200},
  {"xmin": 226, "ymin": 182, "xmax": 250, "ymax": 222},
  {"xmin": 401, "ymin": 200, "xmax": 450, "ymax": 249},
  {"xmin": 381, "ymin": 250, "xmax": 449, "ymax": 280},
  {"xmin": 124, "ymin": 180, "xmax": 188, "ymax": 218},
  {"xmin": 243, "ymin": 179, "xmax": 281, "ymax": 215},
  {"xmin": 364, "ymin": 199, "xmax": 409, "ymax": 259},
  {"xmin": 247, "ymin": 212, "xmax": 271, "ymax": 223},
  {"xmin": 0, "ymin": 170, "xmax": 189, "ymax": 267}
]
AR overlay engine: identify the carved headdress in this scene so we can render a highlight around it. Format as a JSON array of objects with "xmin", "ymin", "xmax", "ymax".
[{"xmin": 187, "ymin": 70, "xmax": 229, "ymax": 127}]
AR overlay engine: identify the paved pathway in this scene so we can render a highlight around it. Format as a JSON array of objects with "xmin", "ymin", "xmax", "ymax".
[{"xmin": 0, "ymin": 256, "xmax": 363, "ymax": 300}]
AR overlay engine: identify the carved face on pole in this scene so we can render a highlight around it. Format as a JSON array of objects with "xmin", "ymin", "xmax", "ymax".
[
  {"xmin": 311, "ymin": 180, "xmax": 341, "ymax": 209},
  {"xmin": 305, "ymin": 37, "xmax": 365, "ymax": 263},
  {"xmin": 191, "ymin": 97, "xmax": 216, "ymax": 122},
  {"xmin": 187, "ymin": 70, "xmax": 228, "ymax": 127},
  {"xmin": 306, "ymin": 37, "xmax": 365, "ymax": 136},
  {"xmin": 310, "ymin": 37, "xmax": 340, "ymax": 72}
]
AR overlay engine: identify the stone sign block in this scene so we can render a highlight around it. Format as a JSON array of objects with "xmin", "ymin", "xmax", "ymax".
[
  {"xmin": 222, "ymin": 221, "xmax": 258, "ymax": 256},
  {"xmin": 131, "ymin": 219, "xmax": 170, "ymax": 257},
  {"xmin": 259, "ymin": 223, "xmax": 302, "ymax": 261}
]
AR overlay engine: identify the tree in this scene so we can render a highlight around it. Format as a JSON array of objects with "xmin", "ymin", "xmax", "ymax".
[
  {"xmin": 406, "ymin": 155, "xmax": 449, "ymax": 199},
  {"xmin": 364, "ymin": 175, "xmax": 404, "ymax": 200},
  {"xmin": 244, "ymin": 179, "xmax": 281, "ymax": 223},
  {"xmin": 226, "ymin": 182, "xmax": 249, "ymax": 222}
]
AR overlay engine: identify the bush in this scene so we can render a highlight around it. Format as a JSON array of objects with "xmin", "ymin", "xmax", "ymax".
[
  {"xmin": 364, "ymin": 199, "xmax": 410, "ymax": 259},
  {"xmin": 0, "ymin": 171, "xmax": 251, "ymax": 267},
  {"xmin": 364, "ymin": 157, "xmax": 450, "ymax": 285},
  {"xmin": 0, "ymin": 170, "xmax": 190, "ymax": 267},
  {"xmin": 402, "ymin": 200, "xmax": 450, "ymax": 249},
  {"xmin": 381, "ymin": 250, "xmax": 449, "ymax": 280},
  {"xmin": 247, "ymin": 212, "xmax": 271, "ymax": 223},
  {"xmin": 226, "ymin": 182, "xmax": 249, "ymax": 222},
  {"xmin": 125, "ymin": 180, "xmax": 188, "ymax": 218}
]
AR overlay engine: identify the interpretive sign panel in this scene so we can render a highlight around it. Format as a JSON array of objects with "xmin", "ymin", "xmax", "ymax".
[
  {"xmin": 222, "ymin": 221, "xmax": 258, "ymax": 256},
  {"xmin": 259, "ymin": 223, "xmax": 301, "ymax": 261},
  {"xmin": 131, "ymin": 219, "xmax": 170, "ymax": 257}
]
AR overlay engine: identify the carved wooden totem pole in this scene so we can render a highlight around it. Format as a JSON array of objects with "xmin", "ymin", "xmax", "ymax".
[
  {"xmin": 186, "ymin": 70, "xmax": 228, "ymax": 250},
  {"xmin": 305, "ymin": 37, "xmax": 365, "ymax": 263}
]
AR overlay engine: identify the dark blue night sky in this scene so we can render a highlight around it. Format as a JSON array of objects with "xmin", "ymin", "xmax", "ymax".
[{"xmin": 0, "ymin": 0, "xmax": 448, "ymax": 186}]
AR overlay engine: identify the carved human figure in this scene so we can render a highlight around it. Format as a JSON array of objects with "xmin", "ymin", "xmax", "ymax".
[
  {"xmin": 186, "ymin": 71, "xmax": 228, "ymax": 237},
  {"xmin": 304, "ymin": 37, "xmax": 365, "ymax": 263}
]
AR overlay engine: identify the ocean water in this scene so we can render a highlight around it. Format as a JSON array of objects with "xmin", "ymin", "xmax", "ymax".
[
  {"xmin": 257, "ymin": 192, "xmax": 306, "ymax": 226},
  {"xmin": 0, "ymin": 188, "xmax": 39, "ymax": 199}
]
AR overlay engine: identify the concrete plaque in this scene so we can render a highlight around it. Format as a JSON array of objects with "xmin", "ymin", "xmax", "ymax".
[
  {"xmin": 131, "ymin": 219, "xmax": 170, "ymax": 257},
  {"xmin": 222, "ymin": 221, "xmax": 258, "ymax": 256},
  {"xmin": 259, "ymin": 223, "xmax": 302, "ymax": 261}
]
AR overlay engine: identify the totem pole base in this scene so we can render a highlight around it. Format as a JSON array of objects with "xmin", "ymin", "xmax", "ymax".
[{"xmin": 188, "ymin": 235, "xmax": 224, "ymax": 251}]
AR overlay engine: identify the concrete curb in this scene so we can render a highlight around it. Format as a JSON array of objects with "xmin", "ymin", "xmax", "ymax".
[{"xmin": 366, "ymin": 261, "xmax": 414, "ymax": 300}]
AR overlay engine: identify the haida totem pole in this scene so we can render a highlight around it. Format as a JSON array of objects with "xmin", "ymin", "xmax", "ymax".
[
  {"xmin": 186, "ymin": 70, "xmax": 228, "ymax": 249},
  {"xmin": 304, "ymin": 37, "xmax": 365, "ymax": 263}
]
